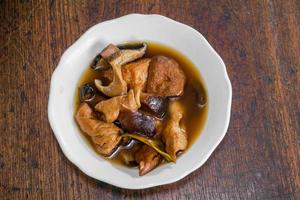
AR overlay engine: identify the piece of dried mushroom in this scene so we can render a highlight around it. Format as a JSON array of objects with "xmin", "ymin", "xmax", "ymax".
[
  {"xmin": 79, "ymin": 83, "xmax": 106, "ymax": 106},
  {"xmin": 118, "ymin": 108, "xmax": 156, "ymax": 137},
  {"xmin": 140, "ymin": 93, "xmax": 168, "ymax": 119},
  {"xmin": 94, "ymin": 42, "xmax": 147, "ymax": 97}
]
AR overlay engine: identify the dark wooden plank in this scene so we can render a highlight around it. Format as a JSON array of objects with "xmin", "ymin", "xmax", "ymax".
[{"xmin": 0, "ymin": 0, "xmax": 299, "ymax": 199}]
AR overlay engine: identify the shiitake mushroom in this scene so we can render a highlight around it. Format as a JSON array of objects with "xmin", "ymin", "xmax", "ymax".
[
  {"xmin": 91, "ymin": 44, "xmax": 120, "ymax": 70},
  {"xmin": 118, "ymin": 108, "xmax": 156, "ymax": 137},
  {"xmin": 189, "ymin": 80, "xmax": 207, "ymax": 108},
  {"xmin": 91, "ymin": 42, "xmax": 147, "ymax": 71},
  {"xmin": 140, "ymin": 93, "xmax": 168, "ymax": 119},
  {"xmin": 79, "ymin": 83, "xmax": 106, "ymax": 107},
  {"xmin": 117, "ymin": 42, "xmax": 146, "ymax": 50}
]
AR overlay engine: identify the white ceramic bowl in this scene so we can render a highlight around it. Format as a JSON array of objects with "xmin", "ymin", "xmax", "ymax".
[{"xmin": 48, "ymin": 14, "xmax": 232, "ymax": 189}]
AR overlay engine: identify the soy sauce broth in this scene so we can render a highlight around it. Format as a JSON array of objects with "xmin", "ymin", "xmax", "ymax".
[{"xmin": 74, "ymin": 41, "xmax": 208, "ymax": 166}]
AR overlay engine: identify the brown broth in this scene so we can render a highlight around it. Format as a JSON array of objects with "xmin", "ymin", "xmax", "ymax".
[{"xmin": 74, "ymin": 41, "xmax": 208, "ymax": 166}]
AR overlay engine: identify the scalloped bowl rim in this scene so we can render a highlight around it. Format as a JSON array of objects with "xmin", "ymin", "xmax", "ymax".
[{"xmin": 48, "ymin": 14, "xmax": 232, "ymax": 189}]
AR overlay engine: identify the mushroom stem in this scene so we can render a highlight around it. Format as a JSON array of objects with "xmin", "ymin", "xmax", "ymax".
[{"xmin": 95, "ymin": 64, "xmax": 127, "ymax": 97}]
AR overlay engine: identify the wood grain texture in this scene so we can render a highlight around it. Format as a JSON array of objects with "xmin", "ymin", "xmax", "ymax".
[{"xmin": 0, "ymin": 0, "xmax": 299, "ymax": 199}]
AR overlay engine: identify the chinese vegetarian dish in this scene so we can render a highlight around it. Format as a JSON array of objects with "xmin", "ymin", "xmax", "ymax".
[{"xmin": 75, "ymin": 42, "xmax": 208, "ymax": 176}]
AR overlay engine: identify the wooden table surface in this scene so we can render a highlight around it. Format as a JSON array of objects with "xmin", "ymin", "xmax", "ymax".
[{"xmin": 1, "ymin": 0, "xmax": 299, "ymax": 199}]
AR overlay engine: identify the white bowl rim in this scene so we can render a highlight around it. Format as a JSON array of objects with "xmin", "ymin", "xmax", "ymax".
[{"xmin": 48, "ymin": 13, "xmax": 232, "ymax": 189}]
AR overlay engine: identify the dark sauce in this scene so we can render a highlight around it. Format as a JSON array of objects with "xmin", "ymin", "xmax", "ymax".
[{"xmin": 74, "ymin": 42, "xmax": 208, "ymax": 166}]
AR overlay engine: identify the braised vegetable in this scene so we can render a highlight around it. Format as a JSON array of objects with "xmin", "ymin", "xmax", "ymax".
[
  {"xmin": 118, "ymin": 108, "xmax": 156, "ymax": 137},
  {"xmin": 190, "ymin": 80, "xmax": 207, "ymax": 108},
  {"xmin": 122, "ymin": 133, "xmax": 174, "ymax": 162},
  {"xmin": 91, "ymin": 44, "xmax": 119, "ymax": 70},
  {"xmin": 79, "ymin": 83, "xmax": 106, "ymax": 106},
  {"xmin": 140, "ymin": 93, "xmax": 168, "ymax": 118}
]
